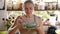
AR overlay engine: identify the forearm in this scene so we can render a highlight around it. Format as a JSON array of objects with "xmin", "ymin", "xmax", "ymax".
[
  {"xmin": 37, "ymin": 29, "xmax": 45, "ymax": 34},
  {"xmin": 8, "ymin": 26, "xmax": 18, "ymax": 34}
]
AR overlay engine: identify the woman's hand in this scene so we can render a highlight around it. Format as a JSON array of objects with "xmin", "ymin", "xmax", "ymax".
[
  {"xmin": 33, "ymin": 25, "xmax": 40, "ymax": 31},
  {"xmin": 34, "ymin": 18, "xmax": 45, "ymax": 34},
  {"xmin": 8, "ymin": 16, "xmax": 23, "ymax": 34},
  {"xmin": 16, "ymin": 16, "xmax": 23, "ymax": 30}
]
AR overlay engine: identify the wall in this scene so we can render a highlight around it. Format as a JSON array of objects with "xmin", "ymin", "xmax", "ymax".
[{"xmin": 0, "ymin": 10, "xmax": 8, "ymax": 30}]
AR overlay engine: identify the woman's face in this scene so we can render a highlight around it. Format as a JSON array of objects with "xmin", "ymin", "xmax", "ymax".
[{"xmin": 24, "ymin": 3, "xmax": 34, "ymax": 15}]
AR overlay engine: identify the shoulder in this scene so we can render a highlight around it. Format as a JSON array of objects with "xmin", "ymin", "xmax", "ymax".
[
  {"xmin": 34, "ymin": 15, "xmax": 41, "ymax": 19},
  {"xmin": 34, "ymin": 15, "xmax": 43, "ymax": 20}
]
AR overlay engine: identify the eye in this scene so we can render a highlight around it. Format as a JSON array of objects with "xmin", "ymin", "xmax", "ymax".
[
  {"xmin": 30, "ymin": 7, "xmax": 33, "ymax": 10},
  {"xmin": 25, "ymin": 8, "xmax": 28, "ymax": 10}
]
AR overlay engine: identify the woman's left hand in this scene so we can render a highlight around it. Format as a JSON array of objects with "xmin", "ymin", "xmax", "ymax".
[{"xmin": 34, "ymin": 26, "xmax": 40, "ymax": 30}]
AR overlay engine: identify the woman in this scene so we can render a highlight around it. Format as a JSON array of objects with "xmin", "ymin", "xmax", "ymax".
[{"xmin": 8, "ymin": 0, "xmax": 45, "ymax": 34}]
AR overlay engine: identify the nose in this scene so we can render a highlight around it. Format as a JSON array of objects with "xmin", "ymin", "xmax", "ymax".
[{"xmin": 27, "ymin": 8, "xmax": 31, "ymax": 12}]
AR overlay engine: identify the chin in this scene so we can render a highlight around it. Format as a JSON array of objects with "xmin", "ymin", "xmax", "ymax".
[
  {"xmin": 26, "ymin": 13, "xmax": 30, "ymax": 14},
  {"xmin": 26, "ymin": 13, "xmax": 32, "ymax": 15}
]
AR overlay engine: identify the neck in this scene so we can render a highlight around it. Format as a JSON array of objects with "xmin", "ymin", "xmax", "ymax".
[{"xmin": 25, "ymin": 14, "xmax": 34, "ymax": 18}]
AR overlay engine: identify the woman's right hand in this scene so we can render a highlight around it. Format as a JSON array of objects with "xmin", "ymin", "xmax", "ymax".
[
  {"xmin": 16, "ymin": 17, "xmax": 23, "ymax": 29},
  {"xmin": 8, "ymin": 16, "xmax": 23, "ymax": 34}
]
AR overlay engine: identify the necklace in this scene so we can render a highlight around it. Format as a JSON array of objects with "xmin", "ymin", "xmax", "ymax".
[{"xmin": 25, "ymin": 14, "xmax": 34, "ymax": 18}]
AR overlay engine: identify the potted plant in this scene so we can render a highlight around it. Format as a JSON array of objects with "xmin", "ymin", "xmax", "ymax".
[{"xmin": 2, "ymin": 17, "xmax": 13, "ymax": 30}]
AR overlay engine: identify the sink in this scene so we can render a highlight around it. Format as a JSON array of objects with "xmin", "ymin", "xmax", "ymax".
[{"xmin": 55, "ymin": 29, "xmax": 60, "ymax": 34}]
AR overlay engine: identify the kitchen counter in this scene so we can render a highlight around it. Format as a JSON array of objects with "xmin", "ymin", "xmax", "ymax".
[{"xmin": 0, "ymin": 30, "xmax": 7, "ymax": 34}]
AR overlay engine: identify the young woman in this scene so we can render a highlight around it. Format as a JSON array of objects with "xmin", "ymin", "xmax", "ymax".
[{"xmin": 8, "ymin": 0, "xmax": 45, "ymax": 34}]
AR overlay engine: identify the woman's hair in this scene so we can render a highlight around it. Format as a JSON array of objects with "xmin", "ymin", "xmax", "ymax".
[{"xmin": 24, "ymin": 0, "xmax": 34, "ymax": 6}]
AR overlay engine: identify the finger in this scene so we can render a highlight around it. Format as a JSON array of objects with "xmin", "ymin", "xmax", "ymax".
[{"xmin": 18, "ymin": 19, "xmax": 23, "ymax": 23}]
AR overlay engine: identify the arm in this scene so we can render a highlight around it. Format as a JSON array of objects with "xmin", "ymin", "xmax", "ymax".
[
  {"xmin": 8, "ymin": 16, "xmax": 21, "ymax": 34},
  {"xmin": 35, "ymin": 18, "xmax": 45, "ymax": 34}
]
